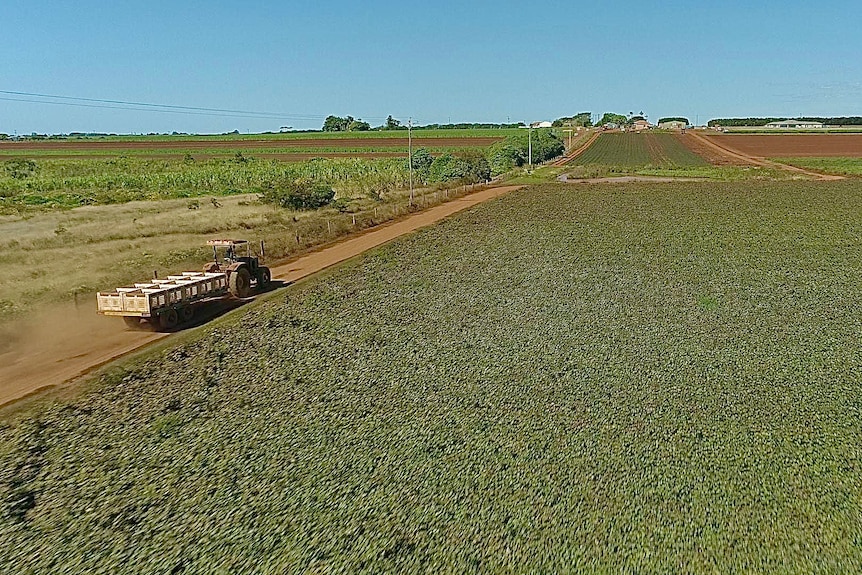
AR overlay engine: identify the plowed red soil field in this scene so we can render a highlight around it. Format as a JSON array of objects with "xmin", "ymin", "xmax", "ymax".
[
  {"xmin": 677, "ymin": 133, "xmax": 751, "ymax": 166},
  {"xmin": 0, "ymin": 137, "xmax": 501, "ymax": 151},
  {"xmin": 703, "ymin": 134, "xmax": 862, "ymax": 157}
]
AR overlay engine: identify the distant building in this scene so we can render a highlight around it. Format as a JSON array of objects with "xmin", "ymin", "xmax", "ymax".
[
  {"xmin": 658, "ymin": 120, "xmax": 687, "ymax": 130},
  {"xmin": 765, "ymin": 119, "xmax": 825, "ymax": 129},
  {"xmin": 530, "ymin": 121, "xmax": 553, "ymax": 128},
  {"xmin": 630, "ymin": 119, "xmax": 652, "ymax": 131}
]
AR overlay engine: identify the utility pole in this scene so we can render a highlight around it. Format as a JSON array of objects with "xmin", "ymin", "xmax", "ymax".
[{"xmin": 408, "ymin": 117, "xmax": 413, "ymax": 206}]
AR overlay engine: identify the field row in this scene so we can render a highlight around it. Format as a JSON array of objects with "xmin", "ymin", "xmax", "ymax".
[{"xmin": 575, "ymin": 133, "xmax": 708, "ymax": 168}]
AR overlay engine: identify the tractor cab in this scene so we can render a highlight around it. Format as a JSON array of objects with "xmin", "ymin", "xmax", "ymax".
[{"xmin": 204, "ymin": 239, "xmax": 271, "ymax": 297}]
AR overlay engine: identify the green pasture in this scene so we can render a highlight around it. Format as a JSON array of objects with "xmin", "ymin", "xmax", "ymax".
[
  {"xmin": 3, "ymin": 180, "xmax": 861, "ymax": 571},
  {"xmin": 774, "ymin": 157, "xmax": 862, "ymax": 176}
]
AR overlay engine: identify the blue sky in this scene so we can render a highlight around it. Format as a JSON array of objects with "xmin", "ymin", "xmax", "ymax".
[{"xmin": 2, "ymin": 0, "xmax": 860, "ymax": 134}]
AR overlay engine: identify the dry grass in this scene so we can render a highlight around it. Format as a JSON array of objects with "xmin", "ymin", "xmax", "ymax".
[{"xmin": 0, "ymin": 184, "xmax": 482, "ymax": 323}]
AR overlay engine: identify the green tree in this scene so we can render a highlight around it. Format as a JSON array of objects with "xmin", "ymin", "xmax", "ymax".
[
  {"xmin": 486, "ymin": 142, "xmax": 525, "ymax": 175},
  {"xmin": 410, "ymin": 148, "xmax": 433, "ymax": 182},
  {"xmin": 384, "ymin": 115, "xmax": 401, "ymax": 130},
  {"xmin": 349, "ymin": 119, "xmax": 370, "ymax": 131},
  {"xmin": 552, "ymin": 112, "xmax": 593, "ymax": 127},
  {"xmin": 428, "ymin": 153, "xmax": 490, "ymax": 184},
  {"xmin": 598, "ymin": 113, "xmax": 627, "ymax": 126},
  {"xmin": 259, "ymin": 179, "xmax": 335, "ymax": 210},
  {"xmin": 323, "ymin": 115, "xmax": 345, "ymax": 132}
]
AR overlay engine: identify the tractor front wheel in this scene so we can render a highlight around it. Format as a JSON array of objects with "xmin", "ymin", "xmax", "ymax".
[
  {"xmin": 257, "ymin": 267, "xmax": 271, "ymax": 290},
  {"xmin": 229, "ymin": 268, "xmax": 252, "ymax": 298}
]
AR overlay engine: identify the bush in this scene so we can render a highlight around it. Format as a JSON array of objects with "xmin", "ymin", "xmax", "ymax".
[
  {"xmin": 460, "ymin": 150, "xmax": 491, "ymax": 183},
  {"xmin": 428, "ymin": 154, "xmax": 461, "ymax": 183},
  {"xmin": 410, "ymin": 148, "xmax": 434, "ymax": 183},
  {"xmin": 487, "ymin": 142, "xmax": 525, "ymax": 175},
  {"xmin": 4, "ymin": 159, "xmax": 38, "ymax": 179},
  {"xmin": 428, "ymin": 153, "xmax": 490, "ymax": 184},
  {"xmin": 484, "ymin": 130, "xmax": 564, "ymax": 175},
  {"xmin": 259, "ymin": 180, "xmax": 336, "ymax": 210}
]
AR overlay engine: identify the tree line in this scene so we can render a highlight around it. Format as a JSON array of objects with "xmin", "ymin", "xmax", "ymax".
[{"xmin": 322, "ymin": 115, "xmax": 524, "ymax": 132}]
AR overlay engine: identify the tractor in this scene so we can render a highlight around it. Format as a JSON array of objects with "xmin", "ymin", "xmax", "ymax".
[{"xmin": 204, "ymin": 239, "xmax": 271, "ymax": 298}]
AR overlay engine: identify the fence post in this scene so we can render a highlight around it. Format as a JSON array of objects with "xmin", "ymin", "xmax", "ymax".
[
  {"xmin": 352, "ymin": 214, "xmax": 356, "ymax": 226},
  {"xmin": 327, "ymin": 220, "xmax": 332, "ymax": 234}
]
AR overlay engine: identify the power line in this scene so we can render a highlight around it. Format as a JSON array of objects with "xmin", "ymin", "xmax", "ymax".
[
  {"xmin": 0, "ymin": 96, "xmax": 320, "ymax": 121},
  {"xmin": 0, "ymin": 89, "xmax": 390, "ymax": 122},
  {"xmin": 0, "ymin": 89, "xmax": 327, "ymax": 120}
]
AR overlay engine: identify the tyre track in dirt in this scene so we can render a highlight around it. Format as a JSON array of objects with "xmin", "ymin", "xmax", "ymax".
[{"xmin": 0, "ymin": 185, "xmax": 523, "ymax": 409}]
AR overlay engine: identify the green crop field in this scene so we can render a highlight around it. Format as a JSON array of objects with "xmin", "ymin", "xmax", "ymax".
[
  {"xmin": 576, "ymin": 132, "xmax": 708, "ymax": 168},
  {"xmin": 0, "ymin": 156, "xmax": 414, "ymax": 212},
  {"xmin": 0, "ymin": 145, "xmax": 486, "ymax": 159},
  {"xmin": 775, "ymin": 157, "xmax": 862, "ymax": 176},
  {"xmin": 3, "ymin": 180, "xmax": 861, "ymax": 572},
  {"xmin": 11, "ymin": 128, "xmax": 521, "ymax": 143}
]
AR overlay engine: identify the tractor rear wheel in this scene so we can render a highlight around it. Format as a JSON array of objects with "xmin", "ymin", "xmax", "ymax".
[
  {"xmin": 123, "ymin": 316, "xmax": 142, "ymax": 329},
  {"xmin": 229, "ymin": 268, "xmax": 252, "ymax": 298},
  {"xmin": 257, "ymin": 267, "xmax": 271, "ymax": 290},
  {"xmin": 159, "ymin": 308, "xmax": 179, "ymax": 330}
]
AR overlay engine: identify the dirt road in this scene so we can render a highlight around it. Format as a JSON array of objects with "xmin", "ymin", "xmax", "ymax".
[{"xmin": 0, "ymin": 185, "xmax": 523, "ymax": 408}]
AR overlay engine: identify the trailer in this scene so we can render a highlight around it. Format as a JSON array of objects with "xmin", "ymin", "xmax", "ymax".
[
  {"xmin": 97, "ymin": 272, "xmax": 228, "ymax": 330},
  {"xmin": 97, "ymin": 239, "xmax": 271, "ymax": 330}
]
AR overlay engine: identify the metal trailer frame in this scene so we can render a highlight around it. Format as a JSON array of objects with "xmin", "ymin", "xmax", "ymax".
[{"xmin": 96, "ymin": 272, "xmax": 228, "ymax": 319}]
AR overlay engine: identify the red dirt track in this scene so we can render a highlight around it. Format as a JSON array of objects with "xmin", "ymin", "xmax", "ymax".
[{"xmin": 703, "ymin": 134, "xmax": 862, "ymax": 157}]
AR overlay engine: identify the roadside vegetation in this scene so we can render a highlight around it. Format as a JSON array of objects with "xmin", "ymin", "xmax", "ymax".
[
  {"xmin": 0, "ymin": 128, "xmax": 565, "ymax": 323},
  {"xmin": 773, "ymin": 157, "xmax": 862, "ymax": 176},
  {"xmin": 3, "ymin": 180, "xmax": 861, "ymax": 571}
]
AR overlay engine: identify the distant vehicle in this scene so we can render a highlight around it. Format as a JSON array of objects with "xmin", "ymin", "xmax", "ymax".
[{"xmin": 96, "ymin": 239, "xmax": 270, "ymax": 330}]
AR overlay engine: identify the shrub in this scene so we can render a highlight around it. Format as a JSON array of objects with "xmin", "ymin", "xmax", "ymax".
[
  {"xmin": 484, "ymin": 130, "xmax": 564, "ymax": 175},
  {"xmin": 259, "ymin": 180, "xmax": 336, "ymax": 210},
  {"xmin": 4, "ymin": 159, "xmax": 38, "ymax": 179},
  {"xmin": 428, "ymin": 152, "xmax": 491, "ymax": 184},
  {"xmin": 410, "ymin": 148, "xmax": 434, "ymax": 183},
  {"xmin": 487, "ymin": 142, "xmax": 525, "ymax": 175}
]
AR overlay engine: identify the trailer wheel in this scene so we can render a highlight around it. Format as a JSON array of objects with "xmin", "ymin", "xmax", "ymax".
[
  {"xmin": 257, "ymin": 267, "xmax": 271, "ymax": 289},
  {"xmin": 122, "ymin": 316, "xmax": 142, "ymax": 329},
  {"xmin": 180, "ymin": 305, "xmax": 194, "ymax": 323},
  {"xmin": 229, "ymin": 267, "xmax": 251, "ymax": 298},
  {"xmin": 159, "ymin": 308, "xmax": 179, "ymax": 330}
]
